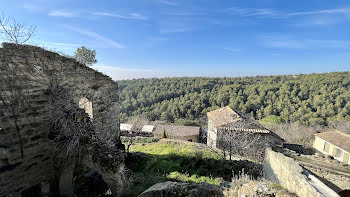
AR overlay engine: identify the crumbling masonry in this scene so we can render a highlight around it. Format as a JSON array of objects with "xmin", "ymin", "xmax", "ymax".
[{"xmin": 0, "ymin": 43, "xmax": 127, "ymax": 196}]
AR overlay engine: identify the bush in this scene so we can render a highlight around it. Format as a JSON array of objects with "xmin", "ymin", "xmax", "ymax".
[
  {"xmin": 167, "ymin": 171, "xmax": 223, "ymax": 185},
  {"xmin": 120, "ymin": 136, "xmax": 159, "ymax": 144},
  {"xmin": 260, "ymin": 115, "xmax": 285, "ymax": 124}
]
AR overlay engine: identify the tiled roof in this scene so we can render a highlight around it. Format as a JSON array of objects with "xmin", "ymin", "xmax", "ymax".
[
  {"xmin": 315, "ymin": 130, "xmax": 350, "ymax": 153},
  {"xmin": 207, "ymin": 106, "xmax": 241, "ymax": 128},
  {"xmin": 141, "ymin": 125, "xmax": 155, "ymax": 133},
  {"xmin": 120, "ymin": 123, "xmax": 133, "ymax": 131},
  {"xmin": 153, "ymin": 125, "xmax": 200, "ymax": 137},
  {"xmin": 218, "ymin": 126, "xmax": 284, "ymax": 141}
]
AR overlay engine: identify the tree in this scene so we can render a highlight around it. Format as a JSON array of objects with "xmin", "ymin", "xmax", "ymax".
[
  {"xmin": 0, "ymin": 12, "xmax": 36, "ymax": 45},
  {"xmin": 162, "ymin": 129, "xmax": 167, "ymax": 138},
  {"xmin": 74, "ymin": 46, "xmax": 97, "ymax": 66}
]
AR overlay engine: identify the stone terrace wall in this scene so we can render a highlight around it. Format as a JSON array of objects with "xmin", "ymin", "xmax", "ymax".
[
  {"xmin": 0, "ymin": 43, "xmax": 121, "ymax": 196},
  {"xmin": 283, "ymin": 149, "xmax": 350, "ymax": 193},
  {"xmin": 264, "ymin": 147, "xmax": 340, "ymax": 197}
]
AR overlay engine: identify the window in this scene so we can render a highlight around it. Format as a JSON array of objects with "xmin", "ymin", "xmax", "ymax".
[
  {"xmin": 332, "ymin": 147, "xmax": 342, "ymax": 158},
  {"xmin": 323, "ymin": 142, "xmax": 330, "ymax": 153},
  {"xmin": 344, "ymin": 152, "xmax": 349, "ymax": 163},
  {"xmin": 79, "ymin": 97, "xmax": 93, "ymax": 119}
]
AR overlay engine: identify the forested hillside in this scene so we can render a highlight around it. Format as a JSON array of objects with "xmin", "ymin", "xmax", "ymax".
[{"xmin": 118, "ymin": 72, "xmax": 350, "ymax": 126}]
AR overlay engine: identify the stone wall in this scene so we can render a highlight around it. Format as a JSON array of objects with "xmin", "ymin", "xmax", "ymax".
[
  {"xmin": 264, "ymin": 147, "xmax": 340, "ymax": 197},
  {"xmin": 0, "ymin": 43, "xmax": 122, "ymax": 196},
  {"xmin": 283, "ymin": 149, "xmax": 350, "ymax": 193},
  {"xmin": 153, "ymin": 134, "xmax": 199, "ymax": 142}
]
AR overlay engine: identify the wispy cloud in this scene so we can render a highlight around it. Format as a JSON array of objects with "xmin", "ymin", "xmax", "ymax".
[
  {"xmin": 271, "ymin": 53, "xmax": 281, "ymax": 56},
  {"xmin": 92, "ymin": 12, "xmax": 148, "ymax": 20},
  {"xmin": 258, "ymin": 35, "xmax": 350, "ymax": 50},
  {"xmin": 48, "ymin": 10, "xmax": 81, "ymax": 18},
  {"xmin": 288, "ymin": 8, "xmax": 350, "ymax": 16},
  {"xmin": 48, "ymin": 10, "xmax": 148, "ymax": 20},
  {"xmin": 64, "ymin": 25, "xmax": 124, "ymax": 49},
  {"xmin": 160, "ymin": 27, "xmax": 193, "ymax": 34},
  {"xmin": 94, "ymin": 65, "xmax": 158, "ymax": 80},
  {"xmin": 158, "ymin": 0, "xmax": 179, "ymax": 6},
  {"xmin": 223, "ymin": 47, "xmax": 241, "ymax": 52},
  {"xmin": 35, "ymin": 41, "xmax": 82, "ymax": 54},
  {"xmin": 225, "ymin": 7, "xmax": 279, "ymax": 17},
  {"xmin": 23, "ymin": 4, "xmax": 45, "ymax": 12}
]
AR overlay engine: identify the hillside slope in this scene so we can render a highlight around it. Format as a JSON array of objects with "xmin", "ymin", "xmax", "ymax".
[{"xmin": 118, "ymin": 72, "xmax": 350, "ymax": 125}]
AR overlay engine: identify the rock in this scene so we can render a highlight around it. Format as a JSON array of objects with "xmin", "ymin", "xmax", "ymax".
[
  {"xmin": 254, "ymin": 183, "xmax": 270, "ymax": 193},
  {"xmin": 220, "ymin": 181, "xmax": 232, "ymax": 188},
  {"xmin": 138, "ymin": 181, "xmax": 224, "ymax": 197}
]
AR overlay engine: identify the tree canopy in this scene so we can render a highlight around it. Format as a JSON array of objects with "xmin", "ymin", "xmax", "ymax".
[
  {"xmin": 118, "ymin": 72, "xmax": 350, "ymax": 126},
  {"xmin": 74, "ymin": 46, "xmax": 97, "ymax": 66}
]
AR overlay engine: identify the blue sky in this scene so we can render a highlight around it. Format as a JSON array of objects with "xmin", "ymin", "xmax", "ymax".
[{"xmin": 2, "ymin": 0, "xmax": 350, "ymax": 80}]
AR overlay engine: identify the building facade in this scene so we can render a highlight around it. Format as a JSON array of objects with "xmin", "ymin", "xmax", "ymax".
[
  {"xmin": 207, "ymin": 106, "xmax": 283, "ymax": 149},
  {"xmin": 313, "ymin": 130, "xmax": 350, "ymax": 165},
  {"xmin": 153, "ymin": 125, "xmax": 200, "ymax": 142}
]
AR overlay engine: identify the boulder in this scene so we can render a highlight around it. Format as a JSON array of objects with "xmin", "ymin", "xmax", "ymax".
[{"xmin": 138, "ymin": 181, "xmax": 224, "ymax": 197}]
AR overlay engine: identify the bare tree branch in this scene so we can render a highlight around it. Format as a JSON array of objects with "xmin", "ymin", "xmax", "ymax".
[{"xmin": 0, "ymin": 12, "xmax": 36, "ymax": 45}]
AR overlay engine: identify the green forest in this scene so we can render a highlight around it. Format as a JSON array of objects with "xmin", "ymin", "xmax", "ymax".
[{"xmin": 118, "ymin": 72, "xmax": 350, "ymax": 126}]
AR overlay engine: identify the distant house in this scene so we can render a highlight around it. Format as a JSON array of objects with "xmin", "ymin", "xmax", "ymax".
[
  {"xmin": 207, "ymin": 106, "xmax": 283, "ymax": 148},
  {"xmin": 313, "ymin": 130, "xmax": 350, "ymax": 165},
  {"xmin": 153, "ymin": 125, "xmax": 201, "ymax": 142},
  {"xmin": 120, "ymin": 123, "xmax": 133, "ymax": 132},
  {"xmin": 141, "ymin": 125, "xmax": 155, "ymax": 133}
]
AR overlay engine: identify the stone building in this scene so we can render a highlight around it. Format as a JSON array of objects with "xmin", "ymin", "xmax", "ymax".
[
  {"xmin": 153, "ymin": 125, "xmax": 200, "ymax": 142},
  {"xmin": 0, "ymin": 43, "xmax": 127, "ymax": 196},
  {"xmin": 207, "ymin": 106, "xmax": 283, "ymax": 148},
  {"xmin": 141, "ymin": 125, "xmax": 155, "ymax": 133},
  {"xmin": 313, "ymin": 130, "xmax": 350, "ymax": 165}
]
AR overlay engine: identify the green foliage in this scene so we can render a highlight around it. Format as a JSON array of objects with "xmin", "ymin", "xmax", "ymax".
[
  {"xmin": 162, "ymin": 129, "xmax": 167, "ymax": 138},
  {"xmin": 167, "ymin": 171, "xmax": 223, "ymax": 185},
  {"xmin": 260, "ymin": 115, "xmax": 285, "ymax": 124},
  {"xmin": 74, "ymin": 46, "xmax": 97, "ymax": 66},
  {"xmin": 120, "ymin": 136, "xmax": 159, "ymax": 144},
  {"xmin": 118, "ymin": 72, "xmax": 350, "ymax": 125},
  {"xmin": 124, "ymin": 140, "xmax": 261, "ymax": 196}
]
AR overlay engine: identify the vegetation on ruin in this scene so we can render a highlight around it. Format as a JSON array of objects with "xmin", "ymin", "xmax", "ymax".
[
  {"xmin": 118, "ymin": 72, "xmax": 350, "ymax": 126},
  {"xmin": 74, "ymin": 46, "xmax": 97, "ymax": 66},
  {"xmin": 123, "ymin": 139, "xmax": 261, "ymax": 197}
]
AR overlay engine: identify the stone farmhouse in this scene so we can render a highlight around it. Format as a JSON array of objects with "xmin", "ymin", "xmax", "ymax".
[
  {"xmin": 313, "ymin": 130, "xmax": 350, "ymax": 165},
  {"xmin": 153, "ymin": 125, "xmax": 201, "ymax": 142},
  {"xmin": 207, "ymin": 106, "xmax": 283, "ymax": 148},
  {"xmin": 0, "ymin": 43, "xmax": 127, "ymax": 196}
]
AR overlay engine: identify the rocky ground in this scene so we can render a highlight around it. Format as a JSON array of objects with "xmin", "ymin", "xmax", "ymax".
[{"xmin": 138, "ymin": 180, "xmax": 297, "ymax": 197}]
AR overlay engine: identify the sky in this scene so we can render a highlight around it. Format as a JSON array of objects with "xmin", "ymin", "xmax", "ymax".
[{"xmin": 2, "ymin": 0, "xmax": 350, "ymax": 80}]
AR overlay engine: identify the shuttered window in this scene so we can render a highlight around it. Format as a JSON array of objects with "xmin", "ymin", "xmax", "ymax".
[
  {"xmin": 332, "ymin": 147, "xmax": 342, "ymax": 158},
  {"xmin": 344, "ymin": 152, "xmax": 349, "ymax": 163},
  {"xmin": 323, "ymin": 142, "xmax": 330, "ymax": 153}
]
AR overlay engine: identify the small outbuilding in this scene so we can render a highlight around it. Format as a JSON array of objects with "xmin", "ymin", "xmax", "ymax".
[
  {"xmin": 313, "ymin": 130, "xmax": 350, "ymax": 165},
  {"xmin": 207, "ymin": 106, "xmax": 283, "ymax": 148},
  {"xmin": 141, "ymin": 125, "xmax": 155, "ymax": 133},
  {"xmin": 153, "ymin": 125, "xmax": 201, "ymax": 142},
  {"xmin": 120, "ymin": 124, "xmax": 133, "ymax": 132}
]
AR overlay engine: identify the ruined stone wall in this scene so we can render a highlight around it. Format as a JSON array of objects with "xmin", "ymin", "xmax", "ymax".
[
  {"xmin": 0, "ymin": 43, "xmax": 121, "ymax": 196},
  {"xmin": 301, "ymin": 163, "xmax": 350, "ymax": 193},
  {"xmin": 264, "ymin": 147, "xmax": 340, "ymax": 197}
]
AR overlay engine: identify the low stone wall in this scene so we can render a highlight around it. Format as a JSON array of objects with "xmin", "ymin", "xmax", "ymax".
[
  {"xmin": 283, "ymin": 149, "xmax": 350, "ymax": 193},
  {"xmin": 264, "ymin": 147, "xmax": 340, "ymax": 197}
]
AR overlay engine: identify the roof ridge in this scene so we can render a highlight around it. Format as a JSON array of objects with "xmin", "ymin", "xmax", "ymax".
[{"xmin": 335, "ymin": 130, "xmax": 350, "ymax": 138}]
